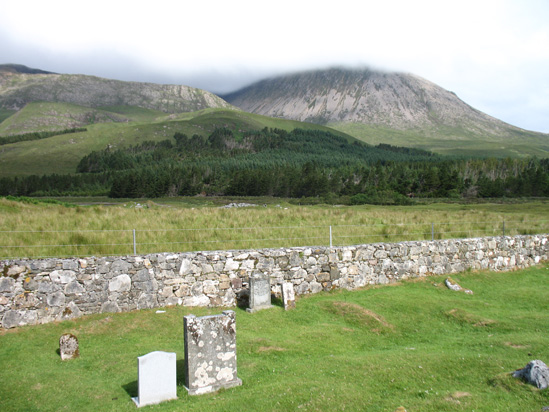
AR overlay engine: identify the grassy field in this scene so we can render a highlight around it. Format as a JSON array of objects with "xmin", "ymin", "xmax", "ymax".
[
  {"xmin": 1, "ymin": 265, "xmax": 548, "ymax": 411},
  {"xmin": 0, "ymin": 197, "xmax": 548, "ymax": 259}
]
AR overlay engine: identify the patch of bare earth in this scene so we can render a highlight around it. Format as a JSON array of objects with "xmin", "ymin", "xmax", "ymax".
[
  {"xmin": 444, "ymin": 391, "xmax": 472, "ymax": 404},
  {"xmin": 504, "ymin": 342, "xmax": 529, "ymax": 349},
  {"xmin": 257, "ymin": 346, "xmax": 286, "ymax": 353}
]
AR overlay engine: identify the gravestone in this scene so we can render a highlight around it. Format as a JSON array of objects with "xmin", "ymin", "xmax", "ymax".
[
  {"xmin": 281, "ymin": 282, "xmax": 296, "ymax": 310},
  {"xmin": 183, "ymin": 310, "xmax": 242, "ymax": 395},
  {"xmin": 59, "ymin": 333, "xmax": 79, "ymax": 360},
  {"xmin": 246, "ymin": 272, "xmax": 273, "ymax": 313},
  {"xmin": 132, "ymin": 351, "xmax": 177, "ymax": 407}
]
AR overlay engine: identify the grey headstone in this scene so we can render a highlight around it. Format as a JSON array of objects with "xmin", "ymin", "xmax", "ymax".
[
  {"xmin": 246, "ymin": 272, "xmax": 273, "ymax": 313},
  {"xmin": 184, "ymin": 310, "xmax": 242, "ymax": 395},
  {"xmin": 281, "ymin": 282, "xmax": 296, "ymax": 310},
  {"xmin": 132, "ymin": 351, "xmax": 177, "ymax": 407},
  {"xmin": 59, "ymin": 333, "xmax": 79, "ymax": 360},
  {"xmin": 513, "ymin": 359, "xmax": 549, "ymax": 390}
]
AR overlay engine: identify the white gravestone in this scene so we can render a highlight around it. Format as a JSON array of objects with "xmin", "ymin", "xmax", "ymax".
[
  {"xmin": 246, "ymin": 272, "xmax": 273, "ymax": 313},
  {"xmin": 184, "ymin": 310, "xmax": 242, "ymax": 395},
  {"xmin": 132, "ymin": 351, "xmax": 177, "ymax": 408},
  {"xmin": 281, "ymin": 282, "xmax": 296, "ymax": 310}
]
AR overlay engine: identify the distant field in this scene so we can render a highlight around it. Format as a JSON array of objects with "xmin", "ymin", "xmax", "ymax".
[
  {"xmin": 1, "ymin": 197, "xmax": 548, "ymax": 258},
  {"xmin": 1, "ymin": 265, "xmax": 548, "ymax": 411}
]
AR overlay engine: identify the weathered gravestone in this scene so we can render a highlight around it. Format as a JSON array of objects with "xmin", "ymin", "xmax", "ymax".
[
  {"xmin": 59, "ymin": 333, "xmax": 79, "ymax": 360},
  {"xmin": 281, "ymin": 282, "xmax": 296, "ymax": 310},
  {"xmin": 246, "ymin": 272, "xmax": 273, "ymax": 313},
  {"xmin": 183, "ymin": 310, "xmax": 242, "ymax": 395},
  {"xmin": 132, "ymin": 351, "xmax": 177, "ymax": 408}
]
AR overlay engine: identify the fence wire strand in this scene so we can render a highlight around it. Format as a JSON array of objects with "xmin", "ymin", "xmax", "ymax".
[{"xmin": 1, "ymin": 219, "xmax": 548, "ymax": 259}]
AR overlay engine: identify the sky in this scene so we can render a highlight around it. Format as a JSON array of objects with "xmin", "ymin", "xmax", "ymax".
[{"xmin": 1, "ymin": 0, "xmax": 548, "ymax": 133}]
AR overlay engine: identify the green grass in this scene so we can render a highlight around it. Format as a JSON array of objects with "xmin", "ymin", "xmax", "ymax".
[
  {"xmin": 1, "ymin": 265, "xmax": 548, "ymax": 411},
  {"xmin": 330, "ymin": 122, "xmax": 549, "ymax": 158},
  {"xmin": 0, "ymin": 108, "xmax": 16, "ymax": 123},
  {"xmin": 0, "ymin": 197, "xmax": 548, "ymax": 258},
  {"xmin": 96, "ymin": 105, "xmax": 167, "ymax": 122}
]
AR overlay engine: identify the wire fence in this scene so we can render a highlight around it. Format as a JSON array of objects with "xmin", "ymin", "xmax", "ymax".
[{"xmin": 1, "ymin": 218, "xmax": 548, "ymax": 260}]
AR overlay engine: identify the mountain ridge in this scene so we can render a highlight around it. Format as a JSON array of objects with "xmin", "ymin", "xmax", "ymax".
[
  {"xmin": 0, "ymin": 64, "xmax": 232, "ymax": 114},
  {"xmin": 222, "ymin": 67, "xmax": 549, "ymax": 156}
]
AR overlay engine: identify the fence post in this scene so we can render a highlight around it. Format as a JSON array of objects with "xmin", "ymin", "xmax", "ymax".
[
  {"xmin": 502, "ymin": 220, "xmax": 505, "ymax": 237},
  {"xmin": 329, "ymin": 226, "xmax": 332, "ymax": 248},
  {"xmin": 431, "ymin": 223, "xmax": 434, "ymax": 241},
  {"xmin": 133, "ymin": 229, "xmax": 137, "ymax": 255}
]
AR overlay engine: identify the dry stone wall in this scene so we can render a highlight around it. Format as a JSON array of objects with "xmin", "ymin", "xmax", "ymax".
[{"xmin": 1, "ymin": 234, "xmax": 547, "ymax": 328}]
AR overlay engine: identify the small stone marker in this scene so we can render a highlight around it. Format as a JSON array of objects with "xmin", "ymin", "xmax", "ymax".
[
  {"xmin": 445, "ymin": 278, "xmax": 473, "ymax": 294},
  {"xmin": 281, "ymin": 282, "xmax": 296, "ymax": 310},
  {"xmin": 59, "ymin": 333, "xmax": 79, "ymax": 360},
  {"xmin": 132, "ymin": 351, "xmax": 177, "ymax": 408},
  {"xmin": 246, "ymin": 272, "xmax": 273, "ymax": 313},
  {"xmin": 183, "ymin": 310, "xmax": 242, "ymax": 395}
]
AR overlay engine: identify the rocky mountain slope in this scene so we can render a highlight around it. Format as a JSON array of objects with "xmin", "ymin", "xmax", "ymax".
[
  {"xmin": 223, "ymin": 68, "xmax": 549, "ymax": 156},
  {"xmin": 0, "ymin": 64, "xmax": 232, "ymax": 114}
]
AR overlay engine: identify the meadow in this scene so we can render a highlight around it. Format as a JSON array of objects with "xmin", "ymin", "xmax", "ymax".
[
  {"xmin": 1, "ymin": 265, "xmax": 548, "ymax": 411},
  {"xmin": 0, "ymin": 196, "xmax": 548, "ymax": 259}
]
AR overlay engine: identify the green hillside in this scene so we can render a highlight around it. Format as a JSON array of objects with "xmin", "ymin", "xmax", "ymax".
[
  {"xmin": 0, "ymin": 102, "xmax": 131, "ymax": 136},
  {"xmin": 330, "ymin": 122, "xmax": 549, "ymax": 158},
  {"xmin": 0, "ymin": 106, "xmax": 356, "ymax": 177},
  {"xmin": 0, "ymin": 108, "xmax": 15, "ymax": 123}
]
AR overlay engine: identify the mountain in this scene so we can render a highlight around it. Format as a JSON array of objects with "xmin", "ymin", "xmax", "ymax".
[
  {"xmin": 222, "ymin": 67, "xmax": 549, "ymax": 157},
  {"xmin": 0, "ymin": 64, "xmax": 56, "ymax": 75},
  {"xmin": 0, "ymin": 64, "xmax": 231, "ymax": 116}
]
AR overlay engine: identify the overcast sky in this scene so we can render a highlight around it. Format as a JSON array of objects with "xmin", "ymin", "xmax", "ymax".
[{"xmin": 1, "ymin": 0, "xmax": 548, "ymax": 133}]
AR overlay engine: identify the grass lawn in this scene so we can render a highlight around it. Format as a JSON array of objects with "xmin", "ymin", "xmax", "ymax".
[{"xmin": 1, "ymin": 265, "xmax": 548, "ymax": 411}]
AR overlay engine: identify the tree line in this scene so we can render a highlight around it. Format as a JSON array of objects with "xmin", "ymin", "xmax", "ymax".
[
  {"xmin": 0, "ymin": 127, "xmax": 87, "ymax": 146},
  {"xmin": 0, "ymin": 128, "xmax": 548, "ymax": 203}
]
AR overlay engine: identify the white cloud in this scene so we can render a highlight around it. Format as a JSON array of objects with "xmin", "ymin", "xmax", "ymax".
[{"xmin": 0, "ymin": 0, "xmax": 548, "ymax": 132}]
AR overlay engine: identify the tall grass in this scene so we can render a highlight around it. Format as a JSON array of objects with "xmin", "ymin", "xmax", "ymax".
[
  {"xmin": 0, "ymin": 198, "xmax": 548, "ymax": 258},
  {"xmin": 1, "ymin": 265, "xmax": 548, "ymax": 411}
]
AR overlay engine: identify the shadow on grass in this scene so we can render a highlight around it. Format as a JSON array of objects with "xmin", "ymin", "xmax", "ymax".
[
  {"xmin": 122, "ymin": 380, "xmax": 137, "ymax": 398},
  {"xmin": 271, "ymin": 295, "xmax": 284, "ymax": 308},
  {"xmin": 177, "ymin": 358, "xmax": 186, "ymax": 386},
  {"xmin": 235, "ymin": 294, "xmax": 284, "ymax": 311}
]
